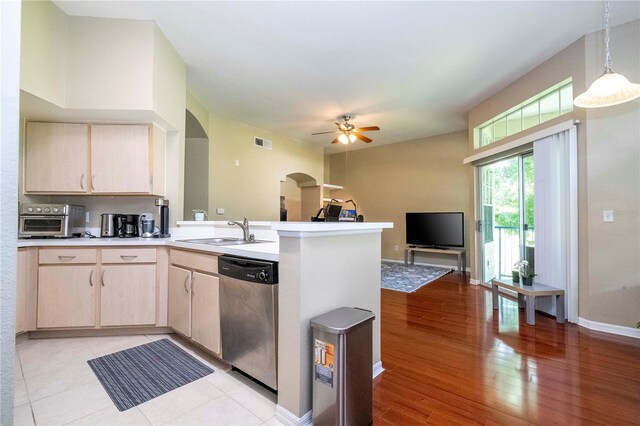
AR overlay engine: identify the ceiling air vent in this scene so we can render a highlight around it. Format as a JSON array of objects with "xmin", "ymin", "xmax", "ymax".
[{"xmin": 254, "ymin": 137, "xmax": 272, "ymax": 150}]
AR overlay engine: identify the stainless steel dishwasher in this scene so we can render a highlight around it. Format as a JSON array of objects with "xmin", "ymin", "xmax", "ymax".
[{"xmin": 218, "ymin": 255, "xmax": 278, "ymax": 390}]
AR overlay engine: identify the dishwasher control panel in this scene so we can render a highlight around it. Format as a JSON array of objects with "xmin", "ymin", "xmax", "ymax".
[{"xmin": 218, "ymin": 255, "xmax": 278, "ymax": 284}]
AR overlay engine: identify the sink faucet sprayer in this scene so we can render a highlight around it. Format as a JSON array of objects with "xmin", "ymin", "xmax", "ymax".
[{"xmin": 228, "ymin": 217, "xmax": 254, "ymax": 241}]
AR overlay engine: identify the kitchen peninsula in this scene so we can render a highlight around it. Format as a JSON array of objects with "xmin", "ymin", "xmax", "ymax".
[{"xmin": 17, "ymin": 220, "xmax": 392, "ymax": 425}]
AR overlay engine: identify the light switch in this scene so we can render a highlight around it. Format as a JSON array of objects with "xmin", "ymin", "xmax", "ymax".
[
  {"xmin": 603, "ymin": 210, "xmax": 614, "ymax": 222},
  {"xmin": 216, "ymin": 208, "xmax": 225, "ymax": 215},
  {"xmin": 235, "ymin": 160, "xmax": 240, "ymax": 166}
]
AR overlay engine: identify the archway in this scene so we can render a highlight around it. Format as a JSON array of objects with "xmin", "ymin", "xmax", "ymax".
[
  {"xmin": 184, "ymin": 109, "xmax": 209, "ymax": 220},
  {"xmin": 280, "ymin": 172, "xmax": 318, "ymax": 222}
]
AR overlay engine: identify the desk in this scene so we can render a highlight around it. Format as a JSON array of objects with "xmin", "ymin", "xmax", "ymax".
[
  {"xmin": 404, "ymin": 246, "xmax": 466, "ymax": 273},
  {"xmin": 491, "ymin": 278, "xmax": 565, "ymax": 326}
]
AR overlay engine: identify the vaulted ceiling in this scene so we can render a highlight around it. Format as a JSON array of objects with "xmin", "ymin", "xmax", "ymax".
[{"xmin": 54, "ymin": 1, "xmax": 640, "ymax": 151}]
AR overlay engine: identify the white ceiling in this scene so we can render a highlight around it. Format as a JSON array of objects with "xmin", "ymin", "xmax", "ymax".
[{"xmin": 54, "ymin": 1, "xmax": 640, "ymax": 152}]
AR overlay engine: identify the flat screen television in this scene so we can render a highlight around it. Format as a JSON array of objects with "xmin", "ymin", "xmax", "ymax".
[{"xmin": 406, "ymin": 212, "xmax": 464, "ymax": 248}]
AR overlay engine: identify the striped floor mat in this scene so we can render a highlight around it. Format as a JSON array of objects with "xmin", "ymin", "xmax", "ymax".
[{"xmin": 88, "ymin": 338, "xmax": 214, "ymax": 411}]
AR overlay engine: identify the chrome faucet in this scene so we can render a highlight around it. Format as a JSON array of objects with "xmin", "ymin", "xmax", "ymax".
[{"xmin": 228, "ymin": 217, "xmax": 254, "ymax": 241}]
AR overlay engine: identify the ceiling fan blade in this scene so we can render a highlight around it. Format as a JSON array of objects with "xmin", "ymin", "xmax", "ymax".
[
  {"xmin": 311, "ymin": 131, "xmax": 339, "ymax": 135},
  {"xmin": 331, "ymin": 136, "xmax": 340, "ymax": 144},
  {"xmin": 355, "ymin": 126, "xmax": 380, "ymax": 132},
  {"xmin": 353, "ymin": 132, "xmax": 372, "ymax": 143}
]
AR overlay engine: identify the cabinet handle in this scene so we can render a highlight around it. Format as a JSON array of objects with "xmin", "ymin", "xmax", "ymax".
[
  {"xmin": 89, "ymin": 269, "xmax": 94, "ymax": 286},
  {"xmin": 101, "ymin": 269, "xmax": 106, "ymax": 287},
  {"xmin": 91, "ymin": 175, "xmax": 96, "ymax": 191},
  {"xmin": 80, "ymin": 174, "xmax": 85, "ymax": 190},
  {"xmin": 183, "ymin": 274, "xmax": 190, "ymax": 293},
  {"xmin": 58, "ymin": 255, "xmax": 76, "ymax": 261},
  {"xmin": 191, "ymin": 275, "xmax": 196, "ymax": 296},
  {"xmin": 120, "ymin": 255, "xmax": 138, "ymax": 261}
]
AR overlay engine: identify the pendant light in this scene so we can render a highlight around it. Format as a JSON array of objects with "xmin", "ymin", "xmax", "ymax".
[{"xmin": 574, "ymin": 1, "xmax": 640, "ymax": 108}]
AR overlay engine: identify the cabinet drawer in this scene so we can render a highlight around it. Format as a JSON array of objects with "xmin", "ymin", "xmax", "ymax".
[
  {"xmin": 39, "ymin": 249, "xmax": 97, "ymax": 264},
  {"xmin": 170, "ymin": 249, "xmax": 218, "ymax": 274},
  {"xmin": 102, "ymin": 248, "xmax": 157, "ymax": 264}
]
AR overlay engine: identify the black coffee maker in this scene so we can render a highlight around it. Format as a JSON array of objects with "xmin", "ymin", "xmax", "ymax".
[{"xmin": 117, "ymin": 214, "xmax": 140, "ymax": 238}]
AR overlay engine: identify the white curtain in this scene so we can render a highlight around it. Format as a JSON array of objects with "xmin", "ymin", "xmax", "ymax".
[{"xmin": 533, "ymin": 127, "xmax": 578, "ymax": 321}]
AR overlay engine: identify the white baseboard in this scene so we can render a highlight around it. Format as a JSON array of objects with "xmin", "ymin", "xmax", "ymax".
[
  {"xmin": 373, "ymin": 361, "xmax": 384, "ymax": 378},
  {"xmin": 382, "ymin": 258, "xmax": 469, "ymax": 272},
  {"xmin": 578, "ymin": 317, "xmax": 640, "ymax": 339},
  {"xmin": 469, "ymin": 278, "xmax": 481, "ymax": 285},
  {"xmin": 275, "ymin": 405, "xmax": 312, "ymax": 426}
]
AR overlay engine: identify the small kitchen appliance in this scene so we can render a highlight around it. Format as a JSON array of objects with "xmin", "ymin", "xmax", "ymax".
[
  {"xmin": 118, "ymin": 214, "xmax": 140, "ymax": 238},
  {"xmin": 19, "ymin": 204, "xmax": 85, "ymax": 238},
  {"xmin": 154, "ymin": 198, "xmax": 171, "ymax": 238},
  {"xmin": 141, "ymin": 215, "xmax": 155, "ymax": 238},
  {"xmin": 100, "ymin": 213, "xmax": 119, "ymax": 237}
]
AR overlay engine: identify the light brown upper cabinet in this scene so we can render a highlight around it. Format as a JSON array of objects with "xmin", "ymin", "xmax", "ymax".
[
  {"xmin": 25, "ymin": 122, "xmax": 90, "ymax": 193},
  {"xmin": 24, "ymin": 122, "xmax": 165, "ymax": 196}
]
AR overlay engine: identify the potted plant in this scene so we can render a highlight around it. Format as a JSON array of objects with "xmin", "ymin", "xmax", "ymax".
[
  {"xmin": 517, "ymin": 260, "xmax": 536, "ymax": 286},
  {"xmin": 192, "ymin": 209, "xmax": 208, "ymax": 221},
  {"xmin": 511, "ymin": 262, "xmax": 520, "ymax": 283}
]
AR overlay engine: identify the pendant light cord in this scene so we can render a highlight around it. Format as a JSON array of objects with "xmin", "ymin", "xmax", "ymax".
[{"xmin": 604, "ymin": 0, "xmax": 612, "ymax": 72}]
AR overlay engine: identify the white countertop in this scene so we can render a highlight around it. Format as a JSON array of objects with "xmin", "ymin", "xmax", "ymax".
[
  {"xmin": 17, "ymin": 237, "xmax": 280, "ymax": 262},
  {"xmin": 271, "ymin": 221, "xmax": 393, "ymax": 237}
]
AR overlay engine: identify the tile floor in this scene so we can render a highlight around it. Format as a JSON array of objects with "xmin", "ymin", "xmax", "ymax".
[{"xmin": 14, "ymin": 334, "xmax": 284, "ymax": 426}]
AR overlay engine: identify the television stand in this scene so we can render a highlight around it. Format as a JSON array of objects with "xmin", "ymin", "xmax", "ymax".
[{"xmin": 404, "ymin": 246, "xmax": 466, "ymax": 274}]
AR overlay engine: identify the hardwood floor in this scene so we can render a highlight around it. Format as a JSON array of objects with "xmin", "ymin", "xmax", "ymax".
[{"xmin": 374, "ymin": 272, "xmax": 640, "ymax": 425}]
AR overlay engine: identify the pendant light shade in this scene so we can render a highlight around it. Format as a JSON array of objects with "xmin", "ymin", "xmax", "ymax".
[
  {"xmin": 574, "ymin": 71, "xmax": 640, "ymax": 108},
  {"xmin": 574, "ymin": 1, "xmax": 640, "ymax": 108}
]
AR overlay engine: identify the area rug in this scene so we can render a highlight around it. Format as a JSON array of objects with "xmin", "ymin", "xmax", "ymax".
[
  {"xmin": 381, "ymin": 261, "xmax": 452, "ymax": 293},
  {"xmin": 88, "ymin": 338, "xmax": 214, "ymax": 411}
]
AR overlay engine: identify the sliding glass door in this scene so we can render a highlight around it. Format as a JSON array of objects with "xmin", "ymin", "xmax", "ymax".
[{"xmin": 480, "ymin": 154, "xmax": 534, "ymax": 283}]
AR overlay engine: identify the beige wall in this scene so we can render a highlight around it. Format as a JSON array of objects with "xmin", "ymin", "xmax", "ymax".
[
  {"xmin": 583, "ymin": 20, "xmax": 640, "ymax": 326},
  {"xmin": 186, "ymin": 91, "xmax": 209, "ymax": 138},
  {"xmin": 20, "ymin": 0, "xmax": 68, "ymax": 106},
  {"xmin": 208, "ymin": 111, "xmax": 324, "ymax": 221},
  {"xmin": 65, "ymin": 17, "xmax": 155, "ymax": 111},
  {"xmin": 330, "ymin": 131, "xmax": 470, "ymax": 267},
  {"xmin": 466, "ymin": 19, "xmax": 640, "ymax": 328}
]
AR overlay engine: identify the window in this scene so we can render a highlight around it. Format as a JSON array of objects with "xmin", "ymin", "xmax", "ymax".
[{"xmin": 475, "ymin": 78, "xmax": 573, "ymax": 148}]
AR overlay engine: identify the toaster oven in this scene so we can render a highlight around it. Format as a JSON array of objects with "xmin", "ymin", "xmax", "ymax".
[{"xmin": 19, "ymin": 204, "xmax": 86, "ymax": 238}]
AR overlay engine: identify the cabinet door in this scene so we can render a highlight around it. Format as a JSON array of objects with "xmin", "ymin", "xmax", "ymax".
[
  {"xmin": 191, "ymin": 272, "xmax": 221, "ymax": 355},
  {"xmin": 168, "ymin": 265, "xmax": 192, "ymax": 337},
  {"xmin": 37, "ymin": 265, "xmax": 96, "ymax": 328},
  {"xmin": 100, "ymin": 265, "xmax": 156, "ymax": 326},
  {"xmin": 16, "ymin": 250, "xmax": 27, "ymax": 334},
  {"xmin": 90, "ymin": 124, "xmax": 150, "ymax": 193},
  {"xmin": 25, "ymin": 122, "xmax": 89, "ymax": 193}
]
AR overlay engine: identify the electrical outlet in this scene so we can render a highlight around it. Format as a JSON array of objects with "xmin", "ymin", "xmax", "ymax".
[
  {"xmin": 394, "ymin": 245, "xmax": 399, "ymax": 251},
  {"xmin": 603, "ymin": 210, "xmax": 614, "ymax": 222},
  {"xmin": 85, "ymin": 212, "xmax": 91, "ymax": 223},
  {"xmin": 216, "ymin": 208, "xmax": 225, "ymax": 215}
]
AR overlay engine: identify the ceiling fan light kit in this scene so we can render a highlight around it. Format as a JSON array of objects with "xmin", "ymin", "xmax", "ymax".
[
  {"xmin": 574, "ymin": 1, "xmax": 640, "ymax": 108},
  {"xmin": 312, "ymin": 115, "xmax": 380, "ymax": 145}
]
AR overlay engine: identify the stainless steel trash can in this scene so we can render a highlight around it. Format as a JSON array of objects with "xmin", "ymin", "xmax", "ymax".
[{"xmin": 310, "ymin": 307, "xmax": 375, "ymax": 426}]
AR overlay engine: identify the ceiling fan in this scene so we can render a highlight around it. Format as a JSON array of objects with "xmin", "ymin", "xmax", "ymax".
[{"xmin": 312, "ymin": 115, "xmax": 380, "ymax": 144}]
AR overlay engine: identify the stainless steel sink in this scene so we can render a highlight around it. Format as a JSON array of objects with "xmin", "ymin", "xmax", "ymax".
[{"xmin": 178, "ymin": 237, "xmax": 270, "ymax": 246}]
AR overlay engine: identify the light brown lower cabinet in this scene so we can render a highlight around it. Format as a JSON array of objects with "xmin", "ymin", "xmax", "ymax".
[
  {"xmin": 168, "ymin": 250, "xmax": 221, "ymax": 356},
  {"xmin": 168, "ymin": 265, "xmax": 192, "ymax": 337},
  {"xmin": 191, "ymin": 272, "xmax": 221, "ymax": 355},
  {"xmin": 34, "ymin": 247, "xmax": 158, "ymax": 330},
  {"xmin": 100, "ymin": 265, "xmax": 156, "ymax": 326},
  {"xmin": 16, "ymin": 249, "xmax": 27, "ymax": 334},
  {"xmin": 37, "ymin": 265, "xmax": 96, "ymax": 328}
]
